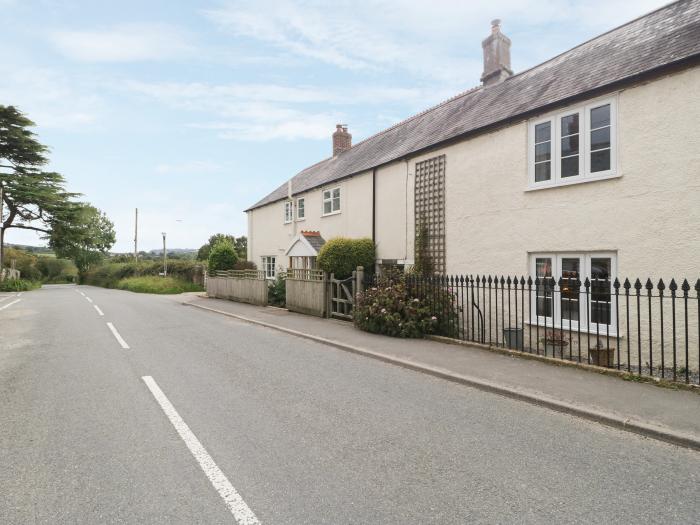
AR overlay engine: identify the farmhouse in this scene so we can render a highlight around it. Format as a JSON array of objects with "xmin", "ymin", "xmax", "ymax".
[{"xmin": 246, "ymin": 0, "xmax": 700, "ymax": 331}]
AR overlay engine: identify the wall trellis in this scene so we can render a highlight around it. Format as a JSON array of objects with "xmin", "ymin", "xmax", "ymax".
[{"xmin": 414, "ymin": 155, "xmax": 446, "ymax": 274}]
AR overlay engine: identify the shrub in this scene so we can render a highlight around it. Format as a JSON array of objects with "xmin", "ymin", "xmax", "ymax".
[
  {"xmin": 2, "ymin": 247, "xmax": 42, "ymax": 281},
  {"xmin": 208, "ymin": 241, "xmax": 239, "ymax": 273},
  {"xmin": 268, "ymin": 275, "xmax": 286, "ymax": 307},
  {"xmin": 81, "ymin": 260, "xmax": 204, "ymax": 287},
  {"xmin": 36, "ymin": 257, "xmax": 78, "ymax": 283},
  {"xmin": 317, "ymin": 237, "xmax": 375, "ymax": 279},
  {"xmin": 354, "ymin": 275, "xmax": 438, "ymax": 338},
  {"xmin": 0, "ymin": 278, "xmax": 40, "ymax": 292},
  {"xmin": 116, "ymin": 276, "xmax": 203, "ymax": 294},
  {"xmin": 233, "ymin": 260, "xmax": 257, "ymax": 271}
]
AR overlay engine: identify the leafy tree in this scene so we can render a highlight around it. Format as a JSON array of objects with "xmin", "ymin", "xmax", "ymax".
[
  {"xmin": 0, "ymin": 106, "xmax": 78, "ymax": 267},
  {"xmin": 207, "ymin": 240, "xmax": 239, "ymax": 272},
  {"xmin": 48, "ymin": 203, "xmax": 116, "ymax": 276},
  {"xmin": 198, "ymin": 234, "xmax": 246, "ymax": 261}
]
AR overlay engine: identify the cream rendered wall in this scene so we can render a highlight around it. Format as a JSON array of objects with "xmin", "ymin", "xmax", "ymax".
[
  {"xmin": 247, "ymin": 170, "xmax": 374, "ymax": 271},
  {"xmin": 406, "ymin": 66, "xmax": 700, "ymax": 280},
  {"xmin": 374, "ymin": 160, "xmax": 415, "ymax": 264}
]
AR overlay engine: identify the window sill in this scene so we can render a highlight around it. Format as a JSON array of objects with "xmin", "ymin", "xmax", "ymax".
[
  {"xmin": 525, "ymin": 172, "xmax": 621, "ymax": 192},
  {"xmin": 295, "ymin": 218, "xmax": 306, "ymax": 222},
  {"xmin": 524, "ymin": 320, "xmax": 621, "ymax": 338},
  {"xmin": 322, "ymin": 210, "xmax": 341, "ymax": 217},
  {"xmin": 283, "ymin": 221, "xmax": 292, "ymax": 225}
]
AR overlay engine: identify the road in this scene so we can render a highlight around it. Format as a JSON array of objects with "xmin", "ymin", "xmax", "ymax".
[{"xmin": 1, "ymin": 285, "xmax": 699, "ymax": 524}]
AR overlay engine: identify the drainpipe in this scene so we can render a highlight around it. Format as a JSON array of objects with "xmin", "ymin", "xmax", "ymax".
[{"xmin": 371, "ymin": 168, "xmax": 376, "ymax": 244}]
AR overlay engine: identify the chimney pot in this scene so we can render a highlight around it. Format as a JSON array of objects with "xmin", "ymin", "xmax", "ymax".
[
  {"xmin": 481, "ymin": 18, "xmax": 512, "ymax": 86},
  {"xmin": 332, "ymin": 123, "xmax": 352, "ymax": 156}
]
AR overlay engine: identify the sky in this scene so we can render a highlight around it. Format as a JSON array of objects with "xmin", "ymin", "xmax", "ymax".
[{"xmin": 0, "ymin": 0, "xmax": 669, "ymax": 252}]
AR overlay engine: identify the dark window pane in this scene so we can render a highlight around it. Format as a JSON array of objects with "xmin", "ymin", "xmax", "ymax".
[
  {"xmin": 535, "ymin": 162, "xmax": 551, "ymax": 182},
  {"xmin": 535, "ymin": 142, "xmax": 551, "ymax": 162},
  {"xmin": 332, "ymin": 197, "xmax": 340, "ymax": 211},
  {"xmin": 561, "ymin": 258, "xmax": 580, "ymax": 321},
  {"xmin": 537, "ymin": 296, "xmax": 552, "ymax": 317},
  {"xmin": 561, "ymin": 156, "xmax": 579, "ymax": 178},
  {"xmin": 561, "ymin": 113, "xmax": 579, "ymax": 136},
  {"xmin": 324, "ymin": 201, "xmax": 332, "ymax": 214},
  {"xmin": 332, "ymin": 188, "xmax": 340, "ymax": 199},
  {"xmin": 535, "ymin": 122, "xmax": 551, "ymax": 143},
  {"xmin": 536, "ymin": 258, "xmax": 552, "ymax": 278},
  {"xmin": 561, "ymin": 135, "xmax": 579, "ymax": 157},
  {"xmin": 591, "ymin": 149, "xmax": 611, "ymax": 172},
  {"xmin": 591, "ymin": 127, "xmax": 610, "ymax": 151},
  {"xmin": 590, "ymin": 104, "xmax": 610, "ymax": 129},
  {"xmin": 591, "ymin": 302, "xmax": 611, "ymax": 325}
]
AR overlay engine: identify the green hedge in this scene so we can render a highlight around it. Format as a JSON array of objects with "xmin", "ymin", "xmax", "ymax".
[
  {"xmin": 0, "ymin": 278, "xmax": 40, "ymax": 292},
  {"xmin": 317, "ymin": 237, "xmax": 375, "ymax": 279},
  {"xmin": 82, "ymin": 260, "xmax": 203, "ymax": 288},
  {"xmin": 116, "ymin": 276, "xmax": 202, "ymax": 294},
  {"xmin": 208, "ymin": 240, "xmax": 238, "ymax": 272}
]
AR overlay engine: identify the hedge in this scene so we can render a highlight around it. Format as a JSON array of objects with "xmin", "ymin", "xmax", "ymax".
[{"xmin": 317, "ymin": 237, "xmax": 375, "ymax": 279}]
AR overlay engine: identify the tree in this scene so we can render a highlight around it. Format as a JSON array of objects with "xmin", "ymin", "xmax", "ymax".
[
  {"xmin": 0, "ymin": 106, "xmax": 78, "ymax": 267},
  {"xmin": 207, "ymin": 240, "xmax": 239, "ymax": 272},
  {"xmin": 197, "ymin": 234, "xmax": 247, "ymax": 261},
  {"xmin": 49, "ymin": 203, "xmax": 116, "ymax": 276}
]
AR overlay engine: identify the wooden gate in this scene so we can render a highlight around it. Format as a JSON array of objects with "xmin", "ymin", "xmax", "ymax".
[{"xmin": 328, "ymin": 268, "xmax": 366, "ymax": 320}]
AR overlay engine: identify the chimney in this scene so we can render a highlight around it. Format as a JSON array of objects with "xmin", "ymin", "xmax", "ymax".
[
  {"xmin": 480, "ymin": 19, "xmax": 512, "ymax": 86},
  {"xmin": 332, "ymin": 124, "xmax": 352, "ymax": 156}
]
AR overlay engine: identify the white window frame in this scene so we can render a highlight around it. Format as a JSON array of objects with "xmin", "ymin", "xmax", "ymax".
[
  {"xmin": 528, "ymin": 96, "xmax": 617, "ymax": 190},
  {"xmin": 296, "ymin": 197, "xmax": 305, "ymax": 221},
  {"xmin": 528, "ymin": 252, "xmax": 617, "ymax": 335},
  {"xmin": 284, "ymin": 201, "xmax": 293, "ymax": 223},
  {"xmin": 261, "ymin": 256, "xmax": 276, "ymax": 279},
  {"xmin": 322, "ymin": 187, "xmax": 341, "ymax": 216}
]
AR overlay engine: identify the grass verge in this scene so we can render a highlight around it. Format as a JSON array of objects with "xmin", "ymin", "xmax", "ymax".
[
  {"xmin": 115, "ymin": 276, "xmax": 203, "ymax": 295},
  {"xmin": 0, "ymin": 279, "xmax": 41, "ymax": 292}
]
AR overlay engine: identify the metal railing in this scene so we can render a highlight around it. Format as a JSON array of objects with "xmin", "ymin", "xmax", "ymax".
[{"xmin": 379, "ymin": 273, "xmax": 700, "ymax": 385}]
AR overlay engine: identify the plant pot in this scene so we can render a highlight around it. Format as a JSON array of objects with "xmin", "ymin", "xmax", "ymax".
[{"xmin": 589, "ymin": 347, "xmax": 615, "ymax": 368}]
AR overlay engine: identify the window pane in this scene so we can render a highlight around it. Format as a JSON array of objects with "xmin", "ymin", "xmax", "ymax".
[
  {"xmin": 323, "ymin": 190, "xmax": 330, "ymax": 200},
  {"xmin": 591, "ymin": 149, "xmax": 610, "ymax": 172},
  {"xmin": 590, "ymin": 127, "xmax": 610, "ymax": 151},
  {"xmin": 324, "ymin": 201, "xmax": 332, "ymax": 214},
  {"xmin": 560, "ymin": 258, "xmax": 580, "ymax": 321},
  {"xmin": 561, "ymin": 113, "xmax": 579, "ymax": 136},
  {"xmin": 332, "ymin": 188, "xmax": 340, "ymax": 199},
  {"xmin": 536, "ymin": 258, "xmax": 552, "ymax": 278},
  {"xmin": 332, "ymin": 197, "xmax": 340, "ymax": 211},
  {"xmin": 535, "ymin": 162, "xmax": 551, "ymax": 182},
  {"xmin": 561, "ymin": 156, "xmax": 579, "ymax": 178},
  {"xmin": 535, "ymin": 142, "xmax": 551, "ymax": 162},
  {"xmin": 590, "ymin": 258, "xmax": 611, "ymax": 325},
  {"xmin": 590, "ymin": 104, "xmax": 610, "ymax": 129},
  {"xmin": 561, "ymin": 135, "xmax": 579, "ymax": 157},
  {"xmin": 535, "ymin": 122, "xmax": 550, "ymax": 143}
]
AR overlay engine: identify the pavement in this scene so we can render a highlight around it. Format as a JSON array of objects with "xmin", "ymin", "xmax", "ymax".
[
  {"xmin": 1, "ymin": 285, "xmax": 699, "ymax": 524},
  {"xmin": 184, "ymin": 294, "xmax": 700, "ymax": 450}
]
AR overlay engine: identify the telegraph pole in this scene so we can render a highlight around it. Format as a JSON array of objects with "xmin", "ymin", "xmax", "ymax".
[
  {"xmin": 134, "ymin": 208, "xmax": 138, "ymax": 261},
  {"xmin": 0, "ymin": 185, "xmax": 4, "ymax": 272},
  {"xmin": 162, "ymin": 232, "xmax": 167, "ymax": 277}
]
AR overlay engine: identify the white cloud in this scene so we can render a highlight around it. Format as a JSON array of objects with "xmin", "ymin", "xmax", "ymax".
[
  {"xmin": 50, "ymin": 23, "xmax": 193, "ymax": 62},
  {"xmin": 204, "ymin": 0, "xmax": 667, "ymax": 81}
]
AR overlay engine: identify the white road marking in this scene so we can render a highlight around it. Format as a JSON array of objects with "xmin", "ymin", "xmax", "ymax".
[
  {"xmin": 142, "ymin": 376, "xmax": 260, "ymax": 525},
  {"xmin": 0, "ymin": 295, "xmax": 16, "ymax": 303},
  {"xmin": 77, "ymin": 290, "xmax": 85, "ymax": 296},
  {"xmin": 93, "ymin": 305, "xmax": 104, "ymax": 316},
  {"xmin": 0, "ymin": 299, "xmax": 21, "ymax": 311},
  {"xmin": 17, "ymin": 292, "xmax": 23, "ymax": 297},
  {"xmin": 85, "ymin": 296, "xmax": 93, "ymax": 303},
  {"xmin": 106, "ymin": 322, "xmax": 130, "ymax": 349}
]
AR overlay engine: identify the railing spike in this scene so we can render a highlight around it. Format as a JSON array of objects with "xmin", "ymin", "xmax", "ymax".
[
  {"xmin": 681, "ymin": 278, "xmax": 690, "ymax": 293},
  {"xmin": 657, "ymin": 278, "xmax": 665, "ymax": 290},
  {"xmin": 527, "ymin": 276, "xmax": 533, "ymax": 286},
  {"xmin": 623, "ymin": 277, "xmax": 631, "ymax": 289},
  {"xmin": 695, "ymin": 278, "xmax": 700, "ymax": 293},
  {"xmin": 634, "ymin": 278, "xmax": 642, "ymax": 291},
  {"xmin": 669, "ymin": 278, "xmax": 677, "ymax": 291},
  {"xmin": 645, "ymin": 278, "xmax": 653, "ymax": 290}
]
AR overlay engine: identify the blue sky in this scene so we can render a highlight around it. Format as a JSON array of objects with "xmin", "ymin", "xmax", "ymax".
[{"xmin": 0, "ymin": 0, "xmax": 667, "ymax": 252}]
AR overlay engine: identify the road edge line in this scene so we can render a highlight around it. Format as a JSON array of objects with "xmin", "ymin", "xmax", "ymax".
[{"xmin": 183, "ymin": 300, "xmax": 700, "ymax": 452}]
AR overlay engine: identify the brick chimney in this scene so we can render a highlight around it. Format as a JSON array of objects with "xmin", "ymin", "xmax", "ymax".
[
  {"xmin": 480, "ymin": 19, "xmax": 512, "ymax": 86},
  {"xmin": 332, "ymin": 124, "xmax": 352, "ymax": 156}
]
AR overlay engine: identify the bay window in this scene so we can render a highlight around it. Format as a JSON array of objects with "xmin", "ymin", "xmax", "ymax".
[
  {"xmin": 529, "ymin": 252, "xmax": 616, "ymax": 333},
  {"xmin": 528, "ymin": 97, "xmax": 616, "ymax": 188}
]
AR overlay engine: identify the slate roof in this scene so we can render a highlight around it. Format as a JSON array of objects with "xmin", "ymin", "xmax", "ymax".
[
  {"xmin": 248, "ymin": 0, "xmax": 700, "ymax": 211},
  {"xmin": 301, "ymin": 231, "xmax": 326, "ymax": 253}
]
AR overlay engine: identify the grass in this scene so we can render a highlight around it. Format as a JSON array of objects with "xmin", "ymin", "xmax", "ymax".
[
  {"xmin": 115, "ymin": 276, "xmax": 203, "ymax": 295},
  {"xmin": 0, "ymin": 279, "xmax": 41, "ymax": 292}
]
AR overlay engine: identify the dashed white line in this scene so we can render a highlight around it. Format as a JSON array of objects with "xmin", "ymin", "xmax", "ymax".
[
  {"xmin": 76, "ymin": 289, "xmax": 85, "ymax": 296},
  {"xmin": 141, "ymin": 376, "xmax": 260, "ymax": 525},
  {"xmin": 85, "ymin": 296, "xmax": 93, "ymax": 303},
  {"xmin": 93, "ymin": 304, "xmax": 104, "ymax": 316},
  {"xmin": 106, "ymin": 322, "xmax": 130, "ymax": 349},
  {"xmin": 0, "ymin": 299, "xmax": 21, "ymax": 311}
]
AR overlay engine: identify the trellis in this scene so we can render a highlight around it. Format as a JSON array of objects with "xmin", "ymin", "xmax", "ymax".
[{"xmin": 414, "ymin": 155, "xmax": 446, "ymax": 274}]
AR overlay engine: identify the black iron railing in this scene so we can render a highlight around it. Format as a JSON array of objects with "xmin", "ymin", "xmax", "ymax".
[{"xmin": 392, "ymin": 274, "xmax": 700, "ymax": 384}]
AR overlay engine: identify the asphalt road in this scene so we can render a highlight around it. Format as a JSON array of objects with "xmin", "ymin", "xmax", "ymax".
[{"xmin": 1, "ymin": 285, "xmax": 699, "ymax": 524}]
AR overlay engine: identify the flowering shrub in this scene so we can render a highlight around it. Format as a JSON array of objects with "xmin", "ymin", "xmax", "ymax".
[{"xmin": 353, "ymin": 276, "xmax": 439, "ymax": 338}]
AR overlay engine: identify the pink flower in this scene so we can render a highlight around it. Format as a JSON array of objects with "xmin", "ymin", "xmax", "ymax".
[{"xmin": 431, "ymin": 316, "xmax": 437, "ymax": 321}]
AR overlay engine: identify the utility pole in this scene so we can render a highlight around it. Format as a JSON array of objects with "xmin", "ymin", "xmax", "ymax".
[
  {"xmin": 134, "ymin": 208, "xmax": 138, "ymax": 262},
  {"xmin": 0, "ymin": 185, "xmax": 4, "ymax": 273},
  {"xmin": 162, "ymin": 232, "xmax": 167, "ymax": 277}
]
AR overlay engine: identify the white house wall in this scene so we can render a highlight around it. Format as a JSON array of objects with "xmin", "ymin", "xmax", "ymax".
[{"xmin": 248, "ymin": 66, "xmax": 699, "ymax": 280}]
